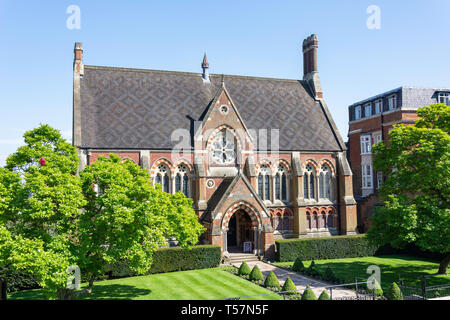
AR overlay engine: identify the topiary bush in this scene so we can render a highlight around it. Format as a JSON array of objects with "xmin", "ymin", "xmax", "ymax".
[
  {"xmin": 275, "ymin": 235, "xmax": 378, "ymax": 262},
  {"xmin": 238, "ymin": 262, "xmax": 251, "ymax": 277},
  {"xmin": 292, "ymin": 257, "xmax": 305, "ymax": 272},
  {"xmin": 264, "ymin": 271, "xmax": 281, "ymax": 290},
  {"xmin": 301, "ymin": 286, "xmax": 317, "ymax": 300},
  {"xmin": 322, "ymin": 267, "xmax": 337, "ymax": 283},
  {"xmin": 281, "ymin": 277, "xmax": 297, "ymax": 295},
  {"xmin": 249, "ymin": 265, "xmax": 264, "ymax": 283},
  {"xmin": 305, "ymin": 260, "xmax": 320, "ymax": 277},
  {"xmin": 318, "ymin": 290, "xmax": 330, "ymax": 300},
  {"xmin": 385, "ymin": 282, "xmax": 403, "ymax": 300},
  {"xmin": 367, "ymin": 278, "xmax": 383, "ymax": 297}
]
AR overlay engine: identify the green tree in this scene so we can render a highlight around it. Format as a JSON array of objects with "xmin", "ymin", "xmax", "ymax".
[
  {"xmin": 292, "ymin": 257, "xmax": 305, "ymax": 272},
  {"xmin": 368, "ymin": 104, "xmax": 450, "ymax": 274},
  {"xmin": 238, "ymin": 261, "xmax": 251, "ymax": 276},
  {"xmin": 264, "ymin": 271, "xmax": 280, "ymax": 289},
  {"xmin": 76, "ymin": 154, "xmax": 205, "ymax": 291},
  {"xmin": 1, "ymin": 125, "xmax": 84, "ymax": 298},
  {"xmin": 249, "ymin": 265, "xmax": 264, "ymax": 282},
  {"xmin": 281, "ymin": 277, "xmax": 297, "ymax": 295},
  {"xmin": 318, "ymin": 290, "xmax": 330, "ymax": 300}
]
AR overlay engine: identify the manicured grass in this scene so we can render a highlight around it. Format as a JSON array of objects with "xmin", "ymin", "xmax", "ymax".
[
  {"xmin": 8, "ymin": 268, "xmax": 283, "ymax": 300},
  {"xmin": 273, "ymin": 255, "xmax": 450, "ymax": 290}
]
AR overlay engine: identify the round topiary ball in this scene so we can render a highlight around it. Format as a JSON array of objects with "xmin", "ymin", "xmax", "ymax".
[
  {"xmin": 292, "ymin": 258, "xmax": 305, "ymax": 272},
  {"xmin": 238, "ymin": 262, "xmax": 251, "ymax": 276},
  {"xmin": 281, "ymin": 277, "xmax": 297, "ymax": 295},
  {"xmin": 386, "ymin": 282, "xmax": 403, "ymax": 300},
  {"xmin": 318, "ymin": 290, "xmax": 330, "ymax": 300},
  {"xmin": 301, "ymin": 286, "xmax": 317, "ymax": 300},
  {"xmin": 249, "ymin": 265, "xmax": 264, "ymax": 282},
  {"xmin": 264, "ymin": 271, "xmax": 280, "ymax": 289}
]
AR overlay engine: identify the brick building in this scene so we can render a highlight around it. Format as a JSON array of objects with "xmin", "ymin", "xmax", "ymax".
[
  {"xmin": 347, "ymin": 87, "xmax": 450, "ymax": 231},
  {"xmin": 72, "ymin": 35, "xmax": 358, "ymax": 258}
]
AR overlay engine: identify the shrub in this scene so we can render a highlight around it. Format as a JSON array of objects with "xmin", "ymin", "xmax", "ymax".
[
  {"xmin": 238, "ymin": 262, "xmax": 251, "ymax": 277},
  {"xmin": 322, "ymin": 267, "xmax": 337, "ymax": 283},
  {"xmin": 306, "ymin": 260, "xmax": 320, "ymax": 277},
  {"xmin": 386, "ymin": 282, "xmax": 403, "ymax": 300},
  {"xmin": 281, "ymin": 277, "xmax": 297, "ymax": 295},
  {"xmin": 301, "ymin": 286, "xmax": 317, "ymax": 300},
  {"xmin": 0, "ymin": 269, "xmax": 40, "ymax": 293},
  {"xmin": 292, "ymin": 257, "xmax": 305, "ymax": 272},
  {"xmin": 318, "ymin": 290, "xmax": 330, "ymax": 300},
  {"xmin": 367, "ymin": 278, "xmax": 383, "ymax": 297},
  {"xmin": 108, "ymin": 245, "xmax": 221, "ymax": 277},
  {"xmin": 249, "ymin": 265, "xmax": 264, "ymax": 282},
  {"xmin": 264, "ymin": 272, "xmax": 281, "ymax": 289},
  {"xmin": 275, "ymin": 235, "xmax": 378, "ymax": 262}
]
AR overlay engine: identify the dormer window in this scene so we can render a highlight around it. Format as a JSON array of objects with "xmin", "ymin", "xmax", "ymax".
[
  {"xmin": 438, "ymin": 92, "xmax": 450, "ymax": 105},
  {"xmin": 388, "ymin": 95, "xmax": 397, "ymax": 110},
  {"xmin": 374, "ymin": 100, "xmax": 382, "ymax": 114},
  {"xmin": 364, "ymin": 103, "xmax": 372, "ymax": 117},
  {"xmin": 354, "ymin": 106, "xmax": 361, "ymax": 120}
]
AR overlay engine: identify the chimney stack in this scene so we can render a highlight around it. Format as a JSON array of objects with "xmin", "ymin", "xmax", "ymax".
[
  {"xmin": 73, "ymin": 42, "xmax": 84, "ymax": 76},
  {"xmin": 302, "ymin": 34, "xmax": 322, "ymax": 99}
]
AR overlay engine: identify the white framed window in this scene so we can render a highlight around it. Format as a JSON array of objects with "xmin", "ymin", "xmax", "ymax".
[
  {"xmin": 388, "ymin": 95, "xmax": 397, "ymax": 110},
  {"xmin": 373, "ymin": 133, "xmax": 382, "ymax": 145},
  {"xmin": 303, "ymin": 164, "xmax": 315, "ymax": 200},
  {"xmin": 377, "ymin": 172, "xmax": 383, "ymax": 189},
  {"xmin": 362, "ymin": 165, "xmax": 373, "ymax": 189},
  {"xmin": 364, "ymin": 103, "xmax": 372, "ymax": 117},
  {"xmin": 354, "ymin": 105, "xmax": 361, "ymax": 120},
  {"xmin": 374, "ymin": 100, "xmax": 382, "ymax": 114},
  {"xmin": 258, "ymin": 164, "xmax": 271, "ymax": 201},
  {"xmin": 319, "ymin": 164, "xmax": 332, "ymax": 200},
  {"xmin": 274, "ymin": 165, "xmax": 288, "ymax": 201},
  {"xmin": 360, "ymin": 134, "xmax": 372, "ymax": 154},
  {"xmin": 438, "ymin": 92, "xmax": 450, "ymax": 105}
]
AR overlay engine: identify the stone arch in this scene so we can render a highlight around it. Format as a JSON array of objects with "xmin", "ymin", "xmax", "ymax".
[
  {"xmin": 173, "ymin": 158, "xmax": 193, "ymax": 173},
  {"xmin": 255, "ymin": 159, "xmax": 273, "ymax": 172},
  {"xmin": 221, "ymin": 201, "xmax": 261, "ymax": 231},
  {"xmin": 150, "ymin": 158, "xmax": 173, "ymax": 175},
  {"xmin": 318, "ymin": 158, "xmax": 336, "ymax": 176},
  {"xmin": 274, "ymin": 159, "xmax": 291, "ymax": 174}
]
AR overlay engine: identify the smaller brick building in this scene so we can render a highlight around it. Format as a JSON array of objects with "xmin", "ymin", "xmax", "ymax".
[{"xmin": 347, "ymin": 87, "xmax": 450, "ymax": 231}]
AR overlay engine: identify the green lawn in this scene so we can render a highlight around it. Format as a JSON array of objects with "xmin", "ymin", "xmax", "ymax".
[
  {"xmin": 8, "ymin": 267, "xmax": 282, "ymax": 300},
  {"xmin": 273, "ymin": 255, "xmax": 450, "ymax": 290}
]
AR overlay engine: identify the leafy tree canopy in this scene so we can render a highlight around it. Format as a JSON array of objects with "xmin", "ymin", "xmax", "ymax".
[{"xmin": 367, "ymin": 103, "xmax": 450, "ymax": 274}]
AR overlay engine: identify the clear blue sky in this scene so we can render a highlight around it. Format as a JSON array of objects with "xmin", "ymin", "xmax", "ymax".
[{"xmin": 1, "ymin": 0, "xmax": 449, "ymax": 165}]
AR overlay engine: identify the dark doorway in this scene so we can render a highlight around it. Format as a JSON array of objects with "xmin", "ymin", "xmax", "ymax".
[{"xmin": 227, "ymin": 214, "xmax": 237, "ymax": 247}]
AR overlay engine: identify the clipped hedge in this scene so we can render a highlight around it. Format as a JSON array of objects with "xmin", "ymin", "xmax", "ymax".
[
  {"xmin": 275, "ymin": 235, "xmax": 378, "ymax": 262},
  {"xmin": 108, "ymin": 245, "xmax": 221, "ymax": 277}
]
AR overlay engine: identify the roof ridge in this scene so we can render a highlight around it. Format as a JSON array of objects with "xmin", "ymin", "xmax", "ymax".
[{"xmin": 84, "ymin": 64, "xmax": 302, "ymax": 83}]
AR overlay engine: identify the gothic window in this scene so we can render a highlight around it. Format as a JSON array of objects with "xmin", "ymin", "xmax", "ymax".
[
  {"xmin": 258, "ymin": 164, "xmax": 271, "ymax": 201},
  {"xmin": 306, "ymin": 213, "xmax": 311, "ymax": 230},
  {"xmin": 175, "ymin": 164, "xmax": 189, "ymax": 197},
  {"xmin": 319, "ymin": 164, "xmax": 332, "ymax": 200},
  {"xmin": 155, "ymin": 164, "xmax": 170, "ymax": 193},
  {"xmin": 327, "ymin": 212, "xmax": 334, "ymax": 228},
  {"xmin": 283, "ymin": 215, "xmax": 290, "ymax": 231},
  {"xmin": 303, "ymin": 164, "xmax": 315, "ymax": 200},
  {"xmin": 275, "ymin": 164, "xmax": 288, "ymax": 201},
  {"xmin": 210, "ymin": 129, "xmax": 236, "ymax": 164}
]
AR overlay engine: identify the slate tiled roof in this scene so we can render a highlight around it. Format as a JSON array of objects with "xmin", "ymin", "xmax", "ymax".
[{"xmin": 79, "ymin": 65, "xmax": 342, "ymax": 151}]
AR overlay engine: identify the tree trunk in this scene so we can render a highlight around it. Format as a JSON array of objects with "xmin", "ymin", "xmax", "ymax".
[
  {"xmin": 438, "ymin": 252, "xmax": 450, "ymax": 274},
  {"xmin": 0, "ymin": 278, "xmax": 7, "ymax": 300}
]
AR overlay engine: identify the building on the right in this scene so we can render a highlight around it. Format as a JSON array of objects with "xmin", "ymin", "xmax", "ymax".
[{"xmin": 346, "ymin": 87, "xmax": 450, "ymax": 232}]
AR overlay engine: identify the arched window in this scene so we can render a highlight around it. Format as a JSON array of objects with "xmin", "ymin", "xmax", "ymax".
[
  {"xmin": 312, "ymin": 211, "xmax": 318, "ymax": 229},
  {"xmin": 258, "ymin": 164, "xmax": 271, "ymax": 201},
  {"xmin": 283, "ymin": 214, "xmax": 290, "ymax": 230},
  {"xmin": 175, "ymin": 164, "xmax": 189, "ymax": 197},
  {"xmin": 303, "ymin": 164, "xmax": 315, "ymax": 199},
  {"xmin": 319, "ymin": 164, "xmax": 332, "ymax": 200},
  {"xmin": 276, "ymin": 213, "xmax": 282, "ymax": 231},
  {"xmin": 155, "ymin": 164, "xmax": 170, "ymax": 193},
  {"xmin": 210, "ymin": 129, "xmax": 236, "ymax": 164},
  {"xmin": 275, "ymin": 165, "xmax": 288, "ymax": 201}
]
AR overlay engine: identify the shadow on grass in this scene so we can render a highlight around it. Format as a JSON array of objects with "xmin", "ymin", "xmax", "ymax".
[{"xmin": 78, "ymin": 284, "xmax": 152, "ymax": 300}]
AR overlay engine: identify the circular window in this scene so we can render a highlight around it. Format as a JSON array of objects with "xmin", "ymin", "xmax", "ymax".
[
  {"xmin": 206, "ymin": 179, "xmax": 215, "ymax": 188},
  {"xmin": 219, "ymin": 105, "xmax": 229, "ymax": 115},
  {"xmin": 210, "ymin": 129, "xmax": 236, "ymax": 164}
]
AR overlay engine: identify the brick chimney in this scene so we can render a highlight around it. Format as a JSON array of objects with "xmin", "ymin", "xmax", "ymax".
[
  {"xmin": 302, "ymin": 34, "xmax": 323, "ymax": 99},
  {"xmin": 73, "ymin": 42, "xmax": 84, "ymax": 150},
  {"xmin": 73, "ymin": 42, "xmax": 84, "ymax": 75}
]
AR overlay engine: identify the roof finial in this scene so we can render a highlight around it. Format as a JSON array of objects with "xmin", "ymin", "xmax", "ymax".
[
  {"xmin": 202, "ymin": 53, "xmax": 209, "ymax": 82},
  {"xmin": 221, "ymin": 74, "xmax": 225, "ymax": 87}
]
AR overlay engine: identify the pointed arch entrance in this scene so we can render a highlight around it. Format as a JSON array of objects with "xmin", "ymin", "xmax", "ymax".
[{"xmin": 221, "ymin": 201, "xmax": 262, "ymax": 254}]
